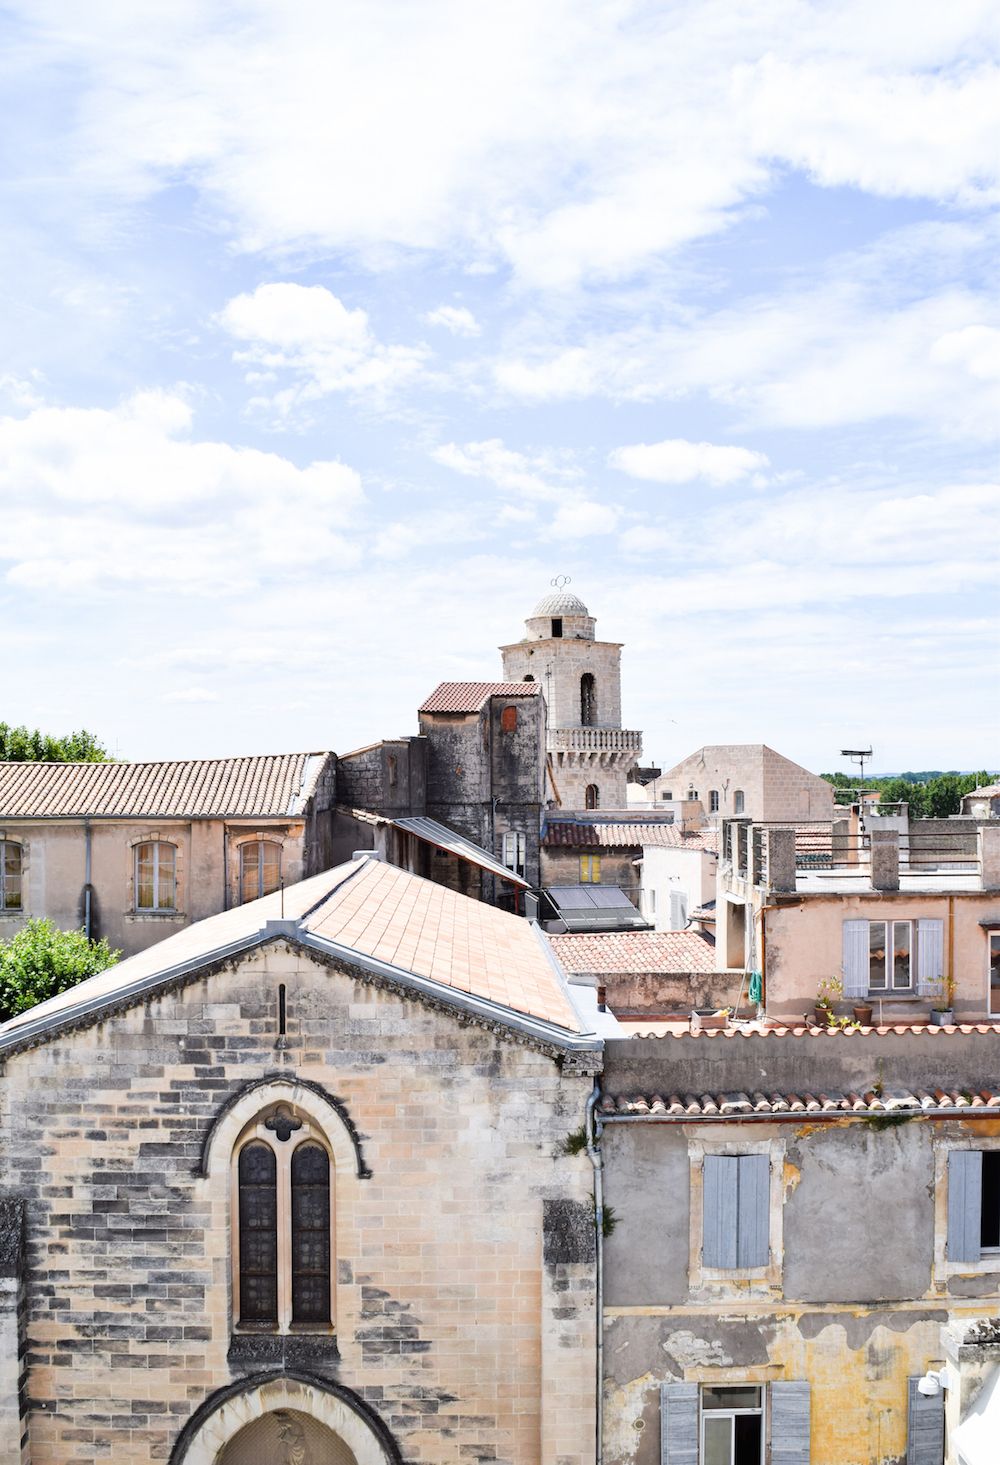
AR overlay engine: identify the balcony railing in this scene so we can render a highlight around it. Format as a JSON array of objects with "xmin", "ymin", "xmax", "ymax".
[{"xmin": 548, "ymin": 727, "xmax": 643, "ymax": 754}]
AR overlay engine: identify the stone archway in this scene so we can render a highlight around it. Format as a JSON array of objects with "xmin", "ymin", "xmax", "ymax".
[
  {"xmin": 217, "ymin": 1407, "xmax": 358, "ymax": 1465},
  {"xmin": 170, "ymin": 1374, "xmax": 401, "ymax": 1465}
]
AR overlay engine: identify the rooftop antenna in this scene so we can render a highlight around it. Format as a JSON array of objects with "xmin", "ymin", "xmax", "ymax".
[{"xmin": 841, "ymin": 747, "xmax": 873, "ymax": 800}]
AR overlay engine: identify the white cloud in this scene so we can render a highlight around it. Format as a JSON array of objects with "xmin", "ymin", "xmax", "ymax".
[
  {"xmin": 610, "ymin": 439, "xmax": 769, "ymax": 486},
  {"xmin": 16, "ymin": 2, "xmax": 1000, "ymax": 288},
  {"xmin": 0, "ymin": 391, "xmax": 364, "ymax": 592},
  {"xmin": 219, "ymin": 283, "xmax": 427, "ymax": 414},
  {"xmin": 550, "ymin": 501, "xmax": 619, "ymax": 539},
  {"xmin": 432, "ymin": 438, "xmax": 578, "ymax": 503},
  {"xmin": 423, "ymin": 305, "xmax": 480, "ymax": 337}
]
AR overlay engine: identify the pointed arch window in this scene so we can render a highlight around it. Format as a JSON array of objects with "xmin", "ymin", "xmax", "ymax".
[
  {"xmin": 580, "ymin": 672, "xmax": 596, "ymax": 726},
  {"xmin": 233, "ymin": 1108, "xmax": 334, "ymax": 1333}
]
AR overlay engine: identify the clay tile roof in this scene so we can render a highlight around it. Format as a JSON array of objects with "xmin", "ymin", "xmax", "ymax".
[
  {"xmin": 599, "ymin": 1083, "xmax": 1000, "ymax": 1119},
  {"xmin": 965, "ymin": 783, "xmax": 1000, "ymax": 799},
  {"xmin": 543, "ymin": 821, "xmax": 718, "ymax": 851},
  {"xmin": 0, "ymin": 855, "xmax": 588, "ymax": 1050},
  {"xmin": 549, "ymin": 930, "xmax": 717, "ymax": 976},
  {"xmin": 0, "ymin": 753, "xmax": 331, "ymax": 819},
  {"xmin": 418, "ymin": 681, "xmax": 542, "ymax": 714}
]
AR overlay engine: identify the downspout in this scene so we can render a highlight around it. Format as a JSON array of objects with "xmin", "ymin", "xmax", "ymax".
[
  {"xmin": 83, "ymin": 819, "xmax": 92, "ymax": 939},
  {"xmin": 585, "ymin": 1081, "xmax": 604, "ymax": 1465}
]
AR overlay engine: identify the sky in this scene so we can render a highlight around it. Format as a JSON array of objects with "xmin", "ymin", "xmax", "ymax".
[{"xmin": 1, "ymin": 0, "xmax": 998, "ymax": 776}]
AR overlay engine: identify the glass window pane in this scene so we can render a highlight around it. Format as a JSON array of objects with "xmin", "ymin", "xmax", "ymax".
[
  {"xmin": 704, "ymin": 1415, "xmax": 733, "ymax": 1465},
  {"xmin": 892, "ymin": 921, "xmax": 911, "ymax": 989},
  {"xmin": 238, "ymin": 1141, "xmax": 277, "ymax": 1326},
  {"xmin": 869, "ymin": 922, "xmax": 887, "ymax": 989},
  {"xmin": 156, "ymin": 843, "xmax": 176, "ymax": 909},
  {"xmin": 990, "ymin": 936, "xmax": 1000, "ymax": 1015},
  {"xmin": 981, "ymin": 1152, "xmax": 1000, "ymax": 1250},
  {"xmin": 260, "ymin": 842, "xmax": 281, "ymax": 897},
  {"xmin": 703, "ymin": 1387, "xmax": 761, "ymax": 1411},
  {"xmin": 291, "ymin": 1141, "xmax": 330, "ymax": 1325},
  {"xmin": 2, "ymin": 843, "xmax": 21, "ymax": 909},
  {"xmin": 240, "ymin": 842, "xmax": 260, "ymax": 903},
  {"xmin": 734, "ymin": 1412, "xmax": 763, "ymax": 1463},
  {"xmin": 136, "ymin": 844, "xmax": 154, "ymax": 909}
]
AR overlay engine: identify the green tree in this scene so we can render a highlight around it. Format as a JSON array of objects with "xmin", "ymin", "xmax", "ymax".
[
  {"xmin": 0, "ymin": 723, "xmax": 111, "ymax": 762},
  {"xmin": 0, "ymin": 919, "xmax": 119, "ymax": 1023}
]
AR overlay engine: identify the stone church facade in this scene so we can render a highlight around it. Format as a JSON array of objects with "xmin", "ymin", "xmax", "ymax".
[{"xmin": 0, "ymin": 859, "xmax": 601, "ymax": 1465}]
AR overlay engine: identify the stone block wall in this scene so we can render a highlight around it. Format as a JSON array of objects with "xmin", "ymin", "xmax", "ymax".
[{"xmin": 0, "ymin": 943, "xmax": 598, "ymax": 1464}]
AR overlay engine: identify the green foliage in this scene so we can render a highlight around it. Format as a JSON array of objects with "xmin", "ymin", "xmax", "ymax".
[
  {"xmin": 0, "ymin": 919, "xmax": 119, "ymax": 1023},
  {"xmin": 0, "ymin": 723, "xmax": 111, "ymax": 762},
  {"xmin": 602, "ymin": 1203, "xmax": 619, "ymax": 1237},
  {"xmin": 820, "ymin": 769, "xmax": 996, "ymax": 816},
  {"xmin": 559, "ymin": 1126, "xmax": 589, "ymax": 1156},
  {"xmin": 861, "ymin": 1112, "xmax": 913, "ymax": 1131}
]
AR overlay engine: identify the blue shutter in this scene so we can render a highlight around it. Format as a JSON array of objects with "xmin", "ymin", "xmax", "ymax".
[
  {"xmin": 842, "ymin": 920, "xmax": 869, "ymax": 997},
  {"xmin": 703, "ymin": 1156, "xmax": 738, "ymax": 1269},
  {"xmin": 906, "ymin": 1376, "xmax": 944, "ymax": 1464},
  {"xmin": 660, "ymin": 1382, "xmax": 698, "ymax": 1465},
  {"xmin": 771, "ymin": 1380, "xmax": 811, "ymax": 1463},
  {"xmin": 947, "ymin": 1150, "xmax": 982, "ymax": 1263},
  {"xmin": 917, "ymin": 920, "xmax": 945, "ymax": 999},
  {"xmin": 737, "ymin": 1155, "xmax": 770, "ymax": 1269}
]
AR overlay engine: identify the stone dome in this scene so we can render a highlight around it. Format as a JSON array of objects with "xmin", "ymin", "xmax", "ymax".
[{"xmin": 531, "ymin": 589, "xmax": 590, "ymax": 617}]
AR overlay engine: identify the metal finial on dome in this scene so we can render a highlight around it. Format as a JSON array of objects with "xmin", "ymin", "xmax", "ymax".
[
  {"xmin": 531, "ymin": 578, "xmax": 590, "ymax": 617},
  {"xmin": 550, "ymin": 574, "xmax": 572, "ymax": 590}
]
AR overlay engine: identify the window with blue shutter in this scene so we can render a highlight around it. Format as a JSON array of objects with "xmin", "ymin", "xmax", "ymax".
[
  {"xmin": 948, "ymin": 1150, "xmax": 983, "ymax": 1263},
  {"xmin": 703, "ymin": 1154, "xmax": 769, "ymax": 1270},
  {"xmin": 661, "ymin": 1382, "xmax": 698, "ymax": 1465},
  {"xmin": 771, "ymin": 1380, "xmax": 811, "ymax": 1463},
  {"xmin": 906, "ymin": 1376, "xmax": 943, "ymax": 1465},
  {"xmin": 842, "ymin": 920, "xmax": 868, "ymax": 997},
  {"xmin": 916, "ymin": 919, "xmax": 944, "ymax": 998}
]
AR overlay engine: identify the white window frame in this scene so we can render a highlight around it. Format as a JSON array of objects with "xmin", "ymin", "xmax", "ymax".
[
  {"xmin": 0, "ymin": 838, "xmax": 23, "ymax": 912},
  {"xmin": 989, "ymin": 932, "xmax": 1000, "ymax": 1017},
  {"xmin": 700, "ymin": 1385, "xmax": 765, "ymax": 1465},
  {"xmin": 934, "ymin": 1136, "xmax": 1000, "ymax": 1279},
  {"xmin": 133, "ymin": 840, "xmax": 177, "ymax": 913},
  {"xmin": 501, "ymin": 831, "xmax": 526, "ymax": 877},
  {"xmin": 239, "ymin": 837, "xmax": 283, "ymax": 904},
  {"xmin": 733, "ymin": 790, "xmax": 745, "ymax": 815},
  {"xmin": 709, "ymin": 790, "xmax": 720, "ymax": 813},
  {"xmin": 867, "ymin": 918, "xmax": 913, "ymax": 993}
]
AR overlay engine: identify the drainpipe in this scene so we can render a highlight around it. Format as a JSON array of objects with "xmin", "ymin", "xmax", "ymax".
[
  {"xmin": 83, "ymin": 820, "xmax": 92, "ymax": 939},
  {"xmin": 585, "ymin": 1081, "xmax": 604, "ymax": 1465}
]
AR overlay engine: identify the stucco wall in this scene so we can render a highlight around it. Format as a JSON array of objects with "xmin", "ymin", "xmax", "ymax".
[
  {"xmin": 0, "ymin": 942, "xmax": 598, "ymax": 1464},
  {"xmin": 640, "ymin": 846, "xmax": 715, "ymax": 930}
]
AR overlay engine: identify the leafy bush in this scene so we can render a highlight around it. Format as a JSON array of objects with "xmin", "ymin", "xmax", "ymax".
[
  {"xmin": 0, "ymin": 723, "xmax": 111, "ymax": 762},
  {"xmin": 0, "ymin": 919, "xmax": 119, "ymax": 1022}
]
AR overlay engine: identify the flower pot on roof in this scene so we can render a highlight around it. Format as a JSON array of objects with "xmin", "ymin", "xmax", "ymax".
[
  {"xmin": 691, "ymin": 1007, "xmax": 730, "ymax": 1032},
  {"xmin": 930, "ymin": 1008, "xmax": 954, "ymax": 1027},
  {"xmin": 852, "ymin": 1003, "xmax": 874, "ymax": 1025}
]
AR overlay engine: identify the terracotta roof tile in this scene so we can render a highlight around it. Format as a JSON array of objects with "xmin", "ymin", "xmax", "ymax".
[
  {"xmin": 550, "ymin": 930, "xmax": 717, "ymax": 975},
  {"xmin": 0, "ymin": 753, "xmax": 331, "ymax": 819},
  {"xmin": 543, "ymin": 821, "xmax": 718, "ymax": 851},
  {"xmin": 419, "ymin": 681, "xmax": 542, "ymax": 714},
  {"xmin": 601, "ymin": 1084, "xmax": 1000, "ymax": 1118}
]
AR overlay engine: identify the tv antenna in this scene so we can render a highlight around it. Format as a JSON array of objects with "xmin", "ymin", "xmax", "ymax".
[{"xmin": 841, "ymin": 746, "xmax": 873, "ymax": 789}]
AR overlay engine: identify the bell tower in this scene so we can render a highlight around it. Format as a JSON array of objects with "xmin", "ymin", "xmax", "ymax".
[{"xmin": 500, "ymin": 582, "xmax": 642, "ymax": 809}]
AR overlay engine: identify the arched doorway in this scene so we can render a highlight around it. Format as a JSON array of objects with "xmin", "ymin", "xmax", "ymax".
[
  {"xmin": 218, "ymin": 1408, "xmax": 357, "ymax": 1465},
  {"xmin": 170, "ymin": 1373, "xmax": 401, "ymax": 1465}
]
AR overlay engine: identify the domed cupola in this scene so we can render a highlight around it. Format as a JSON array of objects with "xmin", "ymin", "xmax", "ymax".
[{"xmin": 524, "ymin": 581, "xmax": 596, "ymax": 641}]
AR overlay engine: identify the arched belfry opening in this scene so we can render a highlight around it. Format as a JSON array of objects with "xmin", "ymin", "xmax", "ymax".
[
  {"xmin": 218, "ymin": 1409, "xmax": 358, "ymax": 1464},
  {"xmin": 580, "ymin": 672, "xmax": 596, "ymax": 727}
]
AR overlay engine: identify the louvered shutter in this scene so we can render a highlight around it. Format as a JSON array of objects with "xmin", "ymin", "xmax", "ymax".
[
  {"xmin": 771, "ymin": 1380, "xmax": 811, "ymax": 1464},
  {"xmin": 906, "ymin": 1376, "xmax": 944, "ymax": 1464},
  {"xmin": 842, "ymin": 920, "xmax": 869, "ymax": 997},
  {"xmin": 737, "ymin": 1154, "xmax": 770, "ymax": 1269},
  {"xmin": 703, "ymin": 1155, "xmax": 738, "ymax": 1269},
  {"xmin": 917, "ymin": 920, "xmax": 945, "ymax": 999},
  {"xmin": 660, "ymin": 1382, "xmax": 698, "ymax": 1465},
  {"xmin": 947, "ymin": 1149, "xmax": 982, "ymax": 1263}
]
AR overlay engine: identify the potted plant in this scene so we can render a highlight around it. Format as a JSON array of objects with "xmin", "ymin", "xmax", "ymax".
[
  {"xmin": 813, "ymin": 977, "xmax": 842, "ymax": 1027},
  {"xmin": 930, "ymin": 972, "xmax": 956, "ymax": 1027},
  {"xmin": 852, "ymin": 999, "xmax": 874, "ymax": 1025}
]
